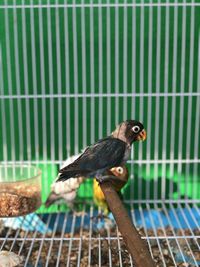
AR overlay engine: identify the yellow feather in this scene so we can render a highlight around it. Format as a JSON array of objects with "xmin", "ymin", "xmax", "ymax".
[
  {"xmin": 93, "ymin": 179, "xmax": 109, "ymax": 214},
  {"xmin": 93, "ymin": 165, "xmax": 129, "ymax": 215}
]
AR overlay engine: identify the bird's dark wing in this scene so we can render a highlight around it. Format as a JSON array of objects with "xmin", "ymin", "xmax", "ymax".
[{"xmin": 57, "ymin": 137, "xmax": 126, "ymax": 181}]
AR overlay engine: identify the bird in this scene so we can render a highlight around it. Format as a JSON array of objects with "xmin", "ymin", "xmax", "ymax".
[
  {"xmin": 57, "ymin": 120, "xmax": 146, "ymax": 182},
  {"xmin": 45, "ymin": 177, "xmax": 84, "ymax": 210},
  {"xmin": 45, "ymin": 154, "xmax": 84, "ymax": 211},
  {"xmin": 93, "ymin": 165, "xmax": 129, "ymax": 215}
]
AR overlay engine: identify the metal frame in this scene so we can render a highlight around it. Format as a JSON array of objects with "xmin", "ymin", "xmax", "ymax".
[
  {"xmin": 0, "ymin": 201, "xmax": 199, "ymax": 266},
  {"xmin": 0, "ymin": 0, "xmax": 200, "ymax": 266}
]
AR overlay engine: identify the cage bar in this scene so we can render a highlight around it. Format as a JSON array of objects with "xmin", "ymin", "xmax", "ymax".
[{"xmin": 0, "ymin": 1, "xmax": 199, "ymax": 266}]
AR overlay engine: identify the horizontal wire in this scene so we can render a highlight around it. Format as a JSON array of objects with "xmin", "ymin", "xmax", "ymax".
[
  {"xmin": 1, "ymin": 2, "xmax": 200, "ymax": 8},
  {"xmin": 0, "ymin": 202, "xmax": 199, "ymax": 267},
  {"xmin": 0, "ymin": 236, "xmax": 199, "ymax": 242},
  {"xmin": 124, "ymin": 199, "xmax": 200, "ymax": 204},
  {"xmin": 1, "ymin": 159, "xmax": 200, "ymax": 165},
  {"xmin": 1, "ymin": 92, "xmax": 200, "ymax": 99}
]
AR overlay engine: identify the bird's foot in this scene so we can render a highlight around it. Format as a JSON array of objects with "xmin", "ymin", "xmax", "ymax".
[
  {"xmin": 96, "ymin": 175, "xmax": 117, "ymax": 184},
  {"xmin": 95, "ymin": 174, "xmax": 104, "ymax": 183}
]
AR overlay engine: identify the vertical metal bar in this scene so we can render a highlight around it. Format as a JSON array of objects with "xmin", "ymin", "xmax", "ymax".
[
  {"xmin": 185, "ymin": 0, "xmax": 195, "ymax": 198},
  {"xmin": 177, "ymin": 203, "xmax": 200, "ymax": 249},
  {"xmin": 119, "ymin": 211, "xmax": 134, "ymax": 267},
  {"xmin": 145, "ymin": 203, "xmax": 167, "ymax": 267},
  {"xmin": 138, "ymin": 0, "xmax": 145, "ymax": 200},
  {"xmin": 130, "ymin": 149, "xmax": 135, "ymax": 200},
  {"xmin": 129, "ymin": 255, "xmax": 134, "ymax": 267},
  {"xmin": 161, "ymin": 203, "xmax": 188, "ymax": 264},
  {"xmin": 193, "ymin": 203, "xmax": 200, "ymax": 218},
  {"xmin": 34, "ymin": 214, "xmax": 53, "ymax": 267},
  {"xmin": 64, "ymin": 0, "xmax": 71, "ymax": 157},
  {"xmin": 154, "ymin": 0, "xmax": 161, "ymax": 200},
  {"xmin": 38, "ymin": 0, "xmax": 47, "ymax": 160},
  {"xmin": 0, "ymin": 95, "xmax": 7, "ymax": 160},
  {"xmin": 10, "ymin": 217, "xmax": 28, "ymax": 252},
  {"xmin": 161, "ymin": 0, "xmax": 170, "ymax": 199},
  {"xmin": 193, "ymin": 34, "xmax": 200, "ymax": 198},
  {"xmin": 138, "ymin": 204, "xmax": 154, "ymax": 259},
  {"xmin": 106, "ymin": 228, "xmax": 112, "ymax": 267},
  {"xmin": 98, "ymin": 0, "xmax": 103, "ymax": 139},
  {"xmin": 18, "ymin": 215, "xmax": 45, "ymax": 255},
  {"xmin": 123, "ymin": 0, "xmax": 127, "ymax": 122},
  {"xmin": 131, "ymin": 1, "xmax": 136, "ymax": 97},
  {"xmin": 154, "ymin": 203, "xmax": 178, "ymax": 266},
  {"xmin": 130, "ymin": 1, "xmax": 136, "ymax": 200},
  {"xmin": 88, "ymin": 205, "xmax": 94, "ymax": 266},
  {"xmin": 116, "ymin": 227, "xmax": 123, "ymax": 267},
  {"xmin": 77, "ymin": 205, "xmax": 86, "ymax": 267},
  {"xmin": 177, "ymin": 0, "xmax": 186, "ymax": 177},
  {"xmin": 81, "ymin": 0, "xmax": 87, "ymax": 149},
  {"xmin": 90, "ymin": 0, "xmax": 95, "ymax": 143},
  {"xmin": 13, "ymin": 0, "xmax": 24, "ymax": 162},
  {"xmin": 56, "ymin": 213, "xmax": 69, "ymax": 267},
  {"xmin": 47, "ymin": 0, "xmax": 55, "ymax": 162},
  {"xmin": 55, "ymin": 0, "xmax": 63, "ymax": 161},
  {"xmin": 146, "ymin": 0, "xmax": 153, "ymax": 199},
  {"xmin": 169, "ymin": 0, "xmax": 178, "ymax": 194},
  {"xmin": 185, "ymin": 203, "xmax": 200, "ymax": 231},
  {"xmin": 106, "ymin": 0, "xmax": 111, "ymax": 135},
  {"xmin": 0, "ymin": 217, "xmax": 17, "ymax": 251},
  {"xmin": 66, "ymin": 214, "xmax": 76, "ymax": 267},
  {"xmin": 139, "ymin": 0, "xmax": 144, "ymax": 115},
  {"xmin": 170, "ymin": 0, "xmax": 178, "ymax": 176},
  {"xmin": 4, "ymin": 0, "xmax": 16, "ymax": 161},
  {"xmin": 130, "ymin": 203, "xmax": 136, "ymax": 225},
  {"xmin": 169, "ymin": 203, "xmax": 199, "ymax": 266},
  {"xmin": 45, "ymin": 213, "xmax": 61, "ymax": 267},
  {"xmin": 72, "ymin": 0, "xmax": 79, "ymax": 154},
  {"xmin": 1, "ymin": 218, "xmax": 25, "ymax": 251},
  {"xmin": 98, "ymin": 234, "xmax": 101, "ymax": 267},
  {"xmin": 30, "ymin": 0, "xmax": 39, "ymax": 160},
  {"xmin": 24, "ymin": 216, "xmax": 51, "ymax": 266},
  {"xmin": 115, "ymin": 0, "xmax": 119, "ymax": 126},
  {"xmin": 97, "ymin": 206, "xmax": 102, "ymax": 267},
  {"xmin": 21, "ymin": 0, "xmax": 31, "ymax": 161},
  {"xmin": 0, "ymin": 44, "xmax": 8, "ymax": 161}
]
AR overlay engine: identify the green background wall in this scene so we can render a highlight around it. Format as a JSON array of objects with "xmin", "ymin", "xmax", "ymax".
[{"xmin": 0, "ymin": 1, "xmax": 200, "ymax": 212}]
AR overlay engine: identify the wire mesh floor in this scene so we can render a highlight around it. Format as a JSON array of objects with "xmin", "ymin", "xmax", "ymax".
[{"xmin": 0, "ymin": 200, "xmax": 199, "ymax": 267}]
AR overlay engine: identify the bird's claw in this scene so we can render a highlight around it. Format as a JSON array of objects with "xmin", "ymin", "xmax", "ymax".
[
  {"xmin": 96, "ymin": 175, "xmax": 117, "ymax": 184},
  {"xmin": 95, "ymin": 174, "xmax": 104, "ymax": 184}
]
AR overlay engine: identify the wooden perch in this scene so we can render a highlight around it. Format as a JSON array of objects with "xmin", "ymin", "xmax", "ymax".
[{"xmin": 99, "ymin": 179, "xmax": 156, "ymax": 267}]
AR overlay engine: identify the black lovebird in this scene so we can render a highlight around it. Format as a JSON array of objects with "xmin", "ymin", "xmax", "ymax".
[{"xmin": 57, "ymin": 120, "xmax": 146, "ymax": 182}]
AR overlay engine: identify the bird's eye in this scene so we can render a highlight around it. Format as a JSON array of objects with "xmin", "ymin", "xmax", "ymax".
[
  {"xmin": 116, "ymin": 167, "xmax": 123, "ymax": 174},
  {"xmin": 132, "ymin": 125, "xmax": 140, "ymax": 133}
]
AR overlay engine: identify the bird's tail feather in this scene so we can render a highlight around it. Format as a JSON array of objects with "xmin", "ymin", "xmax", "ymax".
[
  {"xmin": 45, "ymin": 192, "xmax": 61, "ymax": 208},
  {"xmin": 56, "ymin": 171, "xmax": 79, "ymax": 182}
]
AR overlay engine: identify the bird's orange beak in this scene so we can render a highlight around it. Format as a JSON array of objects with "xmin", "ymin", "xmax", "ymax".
[{"xmin": 137, "ymin": 129, "xmax": 147, "ymax": 141}]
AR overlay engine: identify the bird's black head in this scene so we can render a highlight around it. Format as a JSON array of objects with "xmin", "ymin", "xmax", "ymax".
[
  {"xmin": 124, "ymin": 120, "xmax": 146, "ymax": 144},
  {"xmin": 112, "ymin": 120, "xmax": 147, "ymax": 145}
]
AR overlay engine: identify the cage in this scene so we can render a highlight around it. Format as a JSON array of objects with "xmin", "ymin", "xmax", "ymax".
[{"xmin": 0, "ymin": 0, "xmax": 200, "ymax": 266}]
